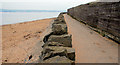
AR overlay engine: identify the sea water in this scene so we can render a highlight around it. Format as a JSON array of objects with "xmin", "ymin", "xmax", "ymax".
[{"xmin": 0, "ymin": 12, "xmax": 60, "ymax": 25}]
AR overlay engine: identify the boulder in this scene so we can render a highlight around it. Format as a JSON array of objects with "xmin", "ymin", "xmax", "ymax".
[
  {"xmin": 43, "ymin": 32, "xmax": 53, "ymax": 43},
  {"xmin": 57, "ymin": 18, "xmax": 65, "ymax": 24},
  {"xmin": 42, "ymin": 42, "xmax": 64, "ymax": 48},
  {"xmin": 64, "ymin": 47, "xmax": 75, "ymax": 61},
  {"xmin": 54, "ymin": 13, "xmax": 66, "ymax": 24},
  {"xmin": 57, "ymin": 13, "xmax": 65, "ymax": 20},
  {"xmin": 53, "ymin": 20, "xmax": 66, "ymax": 24},
  {"xmin": 48, "ymin": 34, "xmax": 72, "ymax": 47},
  {"xmin": 41, "ymin": 56, "xmax": 74, "ymax": 64},
  {"xmin": 52, "ymin": 24, "xmax": 67, "ymax": 35},
  {"xmin": 40, "ymin": 46, "xmax": 67, "ymax": 60},
  {"xmin": 40, "ymin": 46, "xmax": 75, "ymax": 61}
]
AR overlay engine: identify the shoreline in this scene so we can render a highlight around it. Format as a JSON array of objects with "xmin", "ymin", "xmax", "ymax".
[{"xmin": 1, "ymin": 17, "xmax": 56, "ymax": 26}]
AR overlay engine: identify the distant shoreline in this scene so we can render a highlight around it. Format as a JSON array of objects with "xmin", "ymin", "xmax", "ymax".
[
  {"xmin": 1, "ymin": 17, "xmax": 56, "ymax": 26},
  {"xmin": 0, "ymin": 9, "xmax": 65, "ymax": 12},
  {"xmin": 0, "ymin": 11, "xmax": 62, "ymax": 13}
]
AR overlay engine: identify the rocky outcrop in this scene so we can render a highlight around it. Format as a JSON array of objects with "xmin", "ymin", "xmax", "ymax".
[
  {"xmin": 39, "ymin": 13, "xmax": 75, "ymax": 64},
  {"xmin": 67, "ymin": 2, "xmax": 120, "ymax": 43}
]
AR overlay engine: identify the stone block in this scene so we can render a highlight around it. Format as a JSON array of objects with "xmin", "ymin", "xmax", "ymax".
[
  {"xmin": 48, "ymin": 34, "xmax": 72, "ymax": 47},
  {"xmin": 52, "ymin": 24, "xmax": 67, "ymax": 35},
  {"xmin": 42, "ymin": 56, "xmax": 74, "ymax": 64},
  {"xmin": 40, "ymin": 46, "xmax": 75, "ymax": 61},
  {"xmin": 42, "ymin": 42, "xmax": 64, "ymax": 48},
  {"xmin": 40, "ymin": 46, "xmax": 67, "ymax": 60}
]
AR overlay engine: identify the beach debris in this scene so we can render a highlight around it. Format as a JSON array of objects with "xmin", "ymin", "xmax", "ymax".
[
  {"xmin": 24, "ymin": 34, "xmax": 31, "ymax": 40},
  {"xmin": 4, "ymin": 60, "xmax": 7, "ymax": 62},
  {"xmin": 13, "ymin": 31, "xmax": 16, "ymax": 33},
  {"xmin": 29, "ymin": 55, "xmax": 32, "ymax": 60}
]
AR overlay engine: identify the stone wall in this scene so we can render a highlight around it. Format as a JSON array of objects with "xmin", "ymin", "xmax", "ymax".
[
  {"xmin": 67, "ymin": 2, "xmax": 120, "ymax": 43},
  {"xmin": 39, "ymin": 13, "xmax": 75, "ymax": 64},
  {"xmin": 96, "ymin": 0, "xmax": 120, "ymax": 2}
]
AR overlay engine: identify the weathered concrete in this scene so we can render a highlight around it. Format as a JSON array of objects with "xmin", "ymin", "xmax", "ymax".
[{"xmin": 64, "ymin": 14, "xmax": 118, "ymax": 63}]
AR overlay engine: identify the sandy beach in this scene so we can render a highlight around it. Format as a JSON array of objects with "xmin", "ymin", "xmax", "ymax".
[{"xmin": 1, "ymin": 18, "xmax": 55, "ymax": 63}]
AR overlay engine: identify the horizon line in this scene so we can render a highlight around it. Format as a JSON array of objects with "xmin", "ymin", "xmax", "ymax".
[{"xmin": 0, "ymin": 9, "xmax": 66, "ymax": 12}]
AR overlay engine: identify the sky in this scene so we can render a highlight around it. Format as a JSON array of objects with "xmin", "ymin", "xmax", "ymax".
[
  {"xmin": 0, "ymin": 0, "xmax": 119, "ymax": 10},
  {"xmin": 0, "ymin": 0, "xmax": 96, "ymax": 11}
]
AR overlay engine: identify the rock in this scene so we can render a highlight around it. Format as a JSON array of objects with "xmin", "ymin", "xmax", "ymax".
[
  {"xmin": 41, "ymin": 56, "xmax": 74, "ymax": 64},
  {"xmin": 42, "ymin": 42, "xmax": 64, "ymax": 48},
  {"xmin": 53, "ymin": 20, "xmax": 66, "ymax": 24},
  {"xmin": 57, "ymin": 13, "xmax": 65, "ymax": 19},
  {"xmin": 43, "ymin": 32, "xmax": 53, "ymax": 43},
  {"xmin": 57, "ymin": 18, "xmax": 65, "ymax": 24},
  {"xmin": 52, "ymin": 24, "xmax": 67, "ymax": 35},
  {"xmin": 48, "ymin": 34, "xmax": 72, "ymax": 47},
  {"xmin": 40, "ymin": 46, "xmax": 75, "ymax": 61},
  {"xmin": 64, "ymin": 47, "xmax": 75, "ymax": 61},
  {"xmin": 40, "ymin": 46, "xmax": 67, "ymax": 60},
  {"xmin": 54, "ymin": 13, "xmax": 66, "ymax": 24}
]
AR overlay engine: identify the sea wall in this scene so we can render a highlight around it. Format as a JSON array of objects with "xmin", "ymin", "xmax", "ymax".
[
  {"xmin": 67, "ymin": 2, "xmax": 120, "ymax": 43},
  {"xmin": 39, "ymin": 13, "xmax": 75, "ymax": 64}
]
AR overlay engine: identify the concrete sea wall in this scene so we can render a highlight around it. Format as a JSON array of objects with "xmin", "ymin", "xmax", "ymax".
[{"xmin": 67, "ymin": 2, "xmax": 120, "ymax": 43}]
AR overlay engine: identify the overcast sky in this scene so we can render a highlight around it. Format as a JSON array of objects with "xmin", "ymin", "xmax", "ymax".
[{"xmin": 0, "ymin": 0, "xmax": 96, "ymax": 10}]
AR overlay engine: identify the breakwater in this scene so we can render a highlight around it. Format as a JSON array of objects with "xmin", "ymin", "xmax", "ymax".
[{"xmin": 39, "ymin": 13, "xmax": 75, "ymax": 64}]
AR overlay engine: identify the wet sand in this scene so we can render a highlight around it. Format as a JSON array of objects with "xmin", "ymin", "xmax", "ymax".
[
  {"xmin": 64, "ymin": 14, "xmax": 118, "ymax": 63},
  {"xmin": 1, "ymin": 18, "xmax": 55, "ymax": 63}
]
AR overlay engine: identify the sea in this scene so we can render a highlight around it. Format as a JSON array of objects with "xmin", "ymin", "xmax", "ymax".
[{"xmin": 0, "ymin": 12, "xmax": 61, "ymax": 25}]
